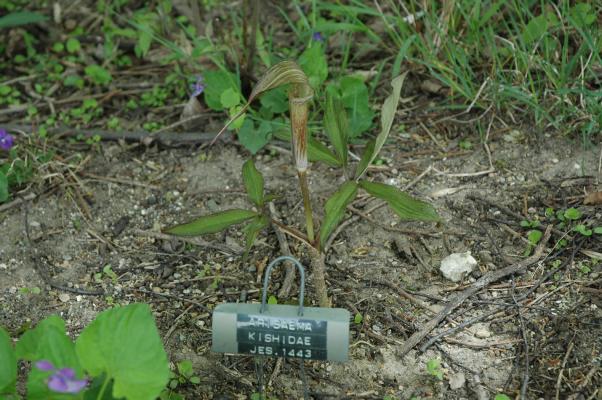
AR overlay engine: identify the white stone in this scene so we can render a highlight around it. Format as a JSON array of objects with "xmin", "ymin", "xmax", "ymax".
[
  {"xmin": 449, "ymin": 372, "xmax": 466, "ymax": 389},
  {"xmin": 475, "ymin": 328, "xmax": 491, "ymax": 338},
  {"xmin": 59, "ymin": 293, "xmax": 70, "ymax": 302},
  {"xmin": 440, "ymin": 252, "xmax": 477, "ymax": 282}
]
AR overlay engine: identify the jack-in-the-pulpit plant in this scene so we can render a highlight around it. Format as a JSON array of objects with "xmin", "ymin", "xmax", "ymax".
[{"xmin": 165, "ymin": 61, "xmax": 440, "ymax": 307}]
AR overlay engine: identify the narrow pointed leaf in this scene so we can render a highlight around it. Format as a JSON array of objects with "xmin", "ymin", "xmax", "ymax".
[
  {"xmin": 355, "ymin": 73, "xmax": 407, "ymax": 180},
  {"xmin": 242, "ymin": 159, "xmax": 264, "ymax": 207},
  {"xmin": 0, "ymin": 327, "xmax": 16, "ymax": 395},
  {"xmin": 355, "ymin": 139, "xmax": 375, "ymax": 180},
  {"xmin": 319, "ymin": 181, "xmax": 358, "ymax": 249},
  {"xmin": 164, "ymin": 209, "xmax": 257, "ymax": 237},
  {"xmin": 324, "ymin": 94, "xmax": 349, "ymax": 166},
  {"xmin": 359, "ymin": 181, "xmax": 440, "ymax": 222},
  {"xmin": 273, "ymin": 130, "xmax": 341, "ymax": 167},
  {"xmin": 243, "ymin": 215, "xmax": 270, "ymax": 258}
]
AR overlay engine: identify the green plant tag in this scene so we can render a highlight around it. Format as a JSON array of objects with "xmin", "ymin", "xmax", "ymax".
[
  {"xmin": 76, "ymin": 304, "xmax": 169, "ymax": 400},
  {"xmin": 164, "ymin": 209, "xmax": 257, "ymax": 236},
  {"xmin": 0, "ymin": 327, "xmax": 16, "ymax": 395}
]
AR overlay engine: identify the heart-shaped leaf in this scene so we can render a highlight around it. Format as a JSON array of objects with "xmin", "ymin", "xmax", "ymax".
[
  {"xmin": 164, "ymin": 209, "xmax": 257, "ymax": 236},
  {"xmin": 0, "ymin": 327, "xmax": 16, "ymax": 395},
  {"xmin": 76, "ymin": 304, "xmax": 169, "ymax": 400}
]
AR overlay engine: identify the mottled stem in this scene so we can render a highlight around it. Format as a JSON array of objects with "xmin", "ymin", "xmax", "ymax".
[
  {"xmin": 309, "ymin": 247, "xmax": 330, "ymax": 307},
  {"xmin": 297, "ymin": 170, "xmax": 315, "ymax": 243}
]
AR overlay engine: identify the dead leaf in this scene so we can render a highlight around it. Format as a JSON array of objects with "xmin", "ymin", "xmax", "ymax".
[
  {"xmin": 179, "ymin": 96, "xmax": 205, "ymax": 130},
  {"xmin": 420, "ymin": 79, "xmax": 443, "ymax": 94},
  {"xmin": 584, "ymin": 191, "xmax": 602, "ymax": 205}
]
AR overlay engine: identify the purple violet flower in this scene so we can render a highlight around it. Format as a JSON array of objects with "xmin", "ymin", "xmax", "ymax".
[
  {"xmin": 190, "ymin": 75, "xmax": 205, "ymax": 97},
  {"xmin": 0, "ymin": 128, "xmax": 14, "ymax": 151},
  {"xmin": 312, "ymin": 32, "xmax": 324, "ymax": 42},
  {"xmin": 35, "ymin": 360, "xmax": 88, "ymax": 394}
]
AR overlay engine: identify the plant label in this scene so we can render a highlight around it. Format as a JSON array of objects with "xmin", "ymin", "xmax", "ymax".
[{"xmin": 212, "ymin": 303, "xmax": 350, "ymax": 361}]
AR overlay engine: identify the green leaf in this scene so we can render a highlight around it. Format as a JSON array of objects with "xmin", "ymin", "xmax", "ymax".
[
  {"xmin": 273, "ymin": 130, "xmax": 341, "ymax": 167},
  {"xmin": 164, "ymin": 209, "xmax": 257, "ymax": 237},
  {"xmin": 243, "ymin": 215, "xmax": 269, "ymax": 257},
  {"xmin": 426, "ymin": 359, "xmax": 443, "ymax": 380},
  {"xmin": 298, "ymin": 42, "xmax": 328, "ymax": 89},
  {"xmin": 0, "ymin": 172, "xmax": 8, "ymax": 203},
  {"xmin": 0, "ymin": 327, "xmax": 16, "ymax": 395},
  {"xmin": 76, "ymin": 304, "xmax": 169, "ymax": 400},
  {"xmin": 570, "ymin": 3, "xmax": 596, "ymax": 27},
  {"xmin": 203, "ymin": 70, "xmax": 241, "ymax": 111},
  {"xmin": 259, "ymin": 86, "xmax": 288, "ymax": 114},
  {"xmin": 527, "ymin": 230, "xmax": 543, "ymax": 245},
  {"xmin": 16, "ymin": 316, "xmax": 82, "ymax": 400},
  {"xmin": 564, "ymin": 208, "xmax": 582, "ymax": 220},
  {"xmin": 355, "ymin": 73, "xmax": 407, "ymax": 179},
  {"xmin": 354, "ymin": 313, "xmax": 363, "ymax": 324},
  {"xmin": 267, "ymin": 295, "xmax": 278, "ymax": 305},
  {"xmin": 521, "ymin": 12, "xmax": 558, "ymax": 44},
  {"xmin": 338, "ymin": 76, "xmax": 374, "ymax": 137},
  {"xmin": 66, "ymin": 38, "xmax": 81, "ymax": 53},
  {"xmin": 324, "ymin": 94, "xmax": 348, "ymax": 166},
  {"xmin": 359, "ymin": 181, "xmax": 440, "ymax": 222},
  {"xmin": 242, "ymin": 159, "xmax": 264, "ymax": 206},
  {"xmin": 84, "ymin": 65, "xmax": 112, "ymax": 85},
  {"xmin": 319, "ymin": 182, "xmax": 358, "ymax": 249},
  {"xmin": 494, "ymin": 395, "xmax": 511, "ymax": 400},
  {"xmin": 573, "ymin": 224, "xmax": 592, "ymax": 236},
  {"xmin": 0, "ymin": 11, "xmax": 48, "ymax": 29},
  {"xmin": 238, "ymin": 119, "xmax": 272, "ymax": 154},
  {"xmin": 355, "ymin": 139, "xmax": 375, "ymax": 180},
  {"xmin": 594, "ymin": 227, "xmax": 602, "ymax": 234},
  {"xmin": 220, "ymin": 88, "xmax": 241, "ymax": 108}
]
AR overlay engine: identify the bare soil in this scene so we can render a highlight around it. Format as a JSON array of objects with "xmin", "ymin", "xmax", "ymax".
[{"xmin": 1, "ymin": 130, "xmax": 601, "ymax": 399}]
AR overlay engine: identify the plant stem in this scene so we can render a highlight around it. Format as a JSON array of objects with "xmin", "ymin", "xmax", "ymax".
[
  {"xmin": 309, "ymin": 247, "xmax": 330, "ymax": 307},
  {"xmin": 97, "ymin": 375, "xmax": 110, "ymax": 400},
  {"xmin": 297, "ymin": 170, "xmax": 315, "ymax": 243}
]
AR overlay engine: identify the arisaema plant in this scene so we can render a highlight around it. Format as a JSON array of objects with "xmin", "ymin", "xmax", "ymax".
[{"xmin": 164, "ymin": 61, "xmax": 440, "ymax": 307}]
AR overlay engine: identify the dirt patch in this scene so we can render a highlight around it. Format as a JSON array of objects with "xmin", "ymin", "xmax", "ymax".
[{"xmin": 1, "ymin": 134, "xmax": 601, "ymax": 399}]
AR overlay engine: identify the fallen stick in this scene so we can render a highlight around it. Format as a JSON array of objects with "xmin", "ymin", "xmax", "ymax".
[
  {"xmin": 398, "ymin": 225, "xmax": 553, "ymax": 358},
  {"xmin": 3, "ymin": 124, "xmax": 232, "ymax": 146}
]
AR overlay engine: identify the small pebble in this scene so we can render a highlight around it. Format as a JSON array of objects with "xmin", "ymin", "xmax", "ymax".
[
  {"xmin": 59, "ymin": 293, "xmax": 70, "ymax": 302},
  {"xmin": 475, "ymin": 328, "xmax": 491, "ymax": 338}
]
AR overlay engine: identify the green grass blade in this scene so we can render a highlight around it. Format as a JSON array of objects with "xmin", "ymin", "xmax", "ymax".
[
  {"xmin": 0, "ymin": 11, "xmax": 48, "ymax": 29},
  {"xmin": 164, "ymin": 209, "xmax": 257, "ymax": 237}
]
